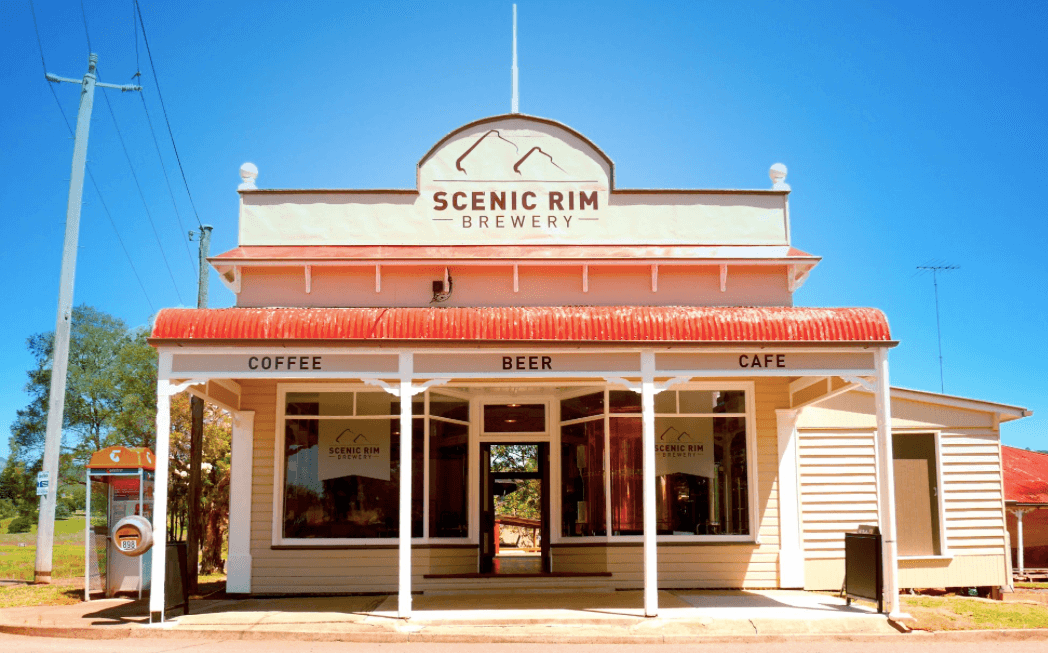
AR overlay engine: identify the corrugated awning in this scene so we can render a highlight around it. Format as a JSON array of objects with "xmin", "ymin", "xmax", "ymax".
[
  {"xmin": 151, "ymin": 306, "xmax": 891, "ymax": 343},
  {"xmin": 1003, "ymin": 445, "xmax": 1048, "ymax": 505}
]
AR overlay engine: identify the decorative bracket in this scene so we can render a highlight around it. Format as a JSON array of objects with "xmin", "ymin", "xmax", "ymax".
[
  {"xmin": 602, "ymin": 375, "xmax": 692, "ymax": 395},
  {"xmin": 361, "ymin": 377, "xmax": 451, "ymax": 398},
  {"xmin": 840, "ymin": 375, "xmax": 876, "ymax": 393},
  {"xmin": 163, "ymin": 379, "xmax": 206, "ymax": 397},
  {"xmin": 788, "ymin": 264, "xmax": 812, "ymax": 293}
]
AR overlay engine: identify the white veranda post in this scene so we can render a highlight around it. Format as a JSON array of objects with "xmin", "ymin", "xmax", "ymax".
[
  {"xmin": 873, "ymin": 348, "xmax": 900, "ymax": 616},
  {"xmin": 1013, "ymin": 509, "xmax": 1030, "ymax": 577},
  {"xmin": 640, "ymin": 352, "xmax": 658, "ymax": 617},
  {"xmin": 227, "ymin": 410, "xmax": 256, "ymax": 593},
  {"xmin": 775, "ymin": 408, "xmax": 804, "ymax": 588},
  {"xmin": 398, "ymin": 352, "xmax": 414, "ymax": 619},
  {"xmin": 150, "ymin": 381, "xmax": 173, "ymax": 623}
]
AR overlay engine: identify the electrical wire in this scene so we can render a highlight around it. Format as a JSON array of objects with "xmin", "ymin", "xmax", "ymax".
[
  {"xmin": 79, "ymin": 0, "xmax": 92, "ymax": 54},
  {"xmin": 127, "ymin": 1, "xmax": 196, "ymax": 275},
  {"xmin": 138, "ymin": 91, "xmax": 198, "ymax": 272},
  {"xmin": 100, "ymin": 87, "xmax": 187, "ymax": 304},
  {"xmin": 28, "ymin": 0, "xmax": 157, "ymax": 314},
  {"xmin": 134, "ymin": 0, "xmax": 204, "ymax": 230}
]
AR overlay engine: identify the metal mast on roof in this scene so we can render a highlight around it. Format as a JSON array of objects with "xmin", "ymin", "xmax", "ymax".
[
  {"xmin": 511, "ymin": 4, "xmax": 519, "ymax": 113},
  {"xmin": 917, "ymin": 264, "xmax": 958, "ymax": 393}
]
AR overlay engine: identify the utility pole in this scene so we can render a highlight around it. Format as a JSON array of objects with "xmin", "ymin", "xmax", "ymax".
[
  {"xmin": 187, "ymin": 224, "xmax": 212, "ymax": 593},
  {"xmin": 35, "ymin": 54, "xmax": 140, "ymax": 583},
  {"xmin": 916, "ymin": 264, "xmax": 958, "ymax": 394}
]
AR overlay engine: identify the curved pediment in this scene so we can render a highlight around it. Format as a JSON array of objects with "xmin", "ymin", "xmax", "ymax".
[{"xmin": 417, "ymin": 114, "xmax": 613, "ymax": 190}]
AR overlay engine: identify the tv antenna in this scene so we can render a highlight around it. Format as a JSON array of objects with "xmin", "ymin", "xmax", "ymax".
[{"xmin": 916, "ymin": 263, "xmax": 959, "ymax": 393}]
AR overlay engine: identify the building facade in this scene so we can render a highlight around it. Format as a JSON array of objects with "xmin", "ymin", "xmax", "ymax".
[{"xmin": 147, "ymin": 114, "xmax": 1028, "ymax": 622}]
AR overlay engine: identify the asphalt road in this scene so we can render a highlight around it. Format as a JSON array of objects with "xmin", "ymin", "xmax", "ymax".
[{"xmin": 2, "ymin": 634, "xmax": 1047, "ymax": 653}]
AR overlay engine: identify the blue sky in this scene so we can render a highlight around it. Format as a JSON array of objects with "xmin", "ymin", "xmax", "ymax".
[{"xmin": 1, "ymin": 0, "xmax": 1045, "ymax": 456}]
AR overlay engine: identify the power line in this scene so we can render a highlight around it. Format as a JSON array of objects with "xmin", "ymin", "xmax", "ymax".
[
  {"xmin": 78, "ymin": 0, "xmax": 92, "ymax": 55},
  {"xmin": 125, "ymin": 2, "xmax": 196, "ymax": 273},
  {"xmin": 134, "ymin": 0, "xmax": 204, "ymax": 230},
  {"xmin": 137, "ymin": 92, "xmax": 197, "ymax": 271},
  {"xmin": 28, "ymin": 0, "xmax": 157, "ymax": 314},
  {"xmin": 100, "ymin": 87, "xmax": 187, "ymax": 304}
]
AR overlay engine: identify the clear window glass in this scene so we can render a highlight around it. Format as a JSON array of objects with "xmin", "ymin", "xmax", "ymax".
[
  {"xmin": 483, "ymin": 404, "xmax": 545, "ymax": 433},
  {"xmin": 429, "ymin": 419, "xmax": 469, "ymax": 537},
  {"xmin": 429, "ymin": 393, "xmax": 470, "ymax": 422},
  {"xmin": 654, "ymin": 416, "xmax": 747, "ymax": 534},
  {"xmin": 281, "ymin": 391, "xmax": 423, "ymax": 540},
  {"xmin": 560, "ymin": 391, "xmax": 604, "ymax": 422},
  {"xmin": 560, "ymin": 418, "xmax": 606, "ymax": 536},
  {"xmin": 608, "ymin": 394, "xmax": 750, "ymax": 537},
  {"xmin": 609, "ymin": 390, "xmax": 641, "ymax": 414},
  {"xmin": 610, "ymin": 417, "xmax": 643, "ymax": 534}
]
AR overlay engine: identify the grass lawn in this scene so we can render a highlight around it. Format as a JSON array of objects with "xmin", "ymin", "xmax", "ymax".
[
  {"xmin": 0, "ymin": 516, "xmax": 86, "ymax": 539},
  {"xmin": 0, "ymin": 583, "xmax": 83, "ymax": 609},
  {"xmin": 1016, "ymin": 582, "xmax": 1048, "ymax": 590},
  {"xmin": 0, "ymin": 544, "xmax": 85, "ymax": 581},
  {"xmin": 901, "ymin": 595, "xmax": 1048, "ymax": 630}
]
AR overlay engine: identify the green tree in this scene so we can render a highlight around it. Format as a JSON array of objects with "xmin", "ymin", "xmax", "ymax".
[
  {"xmin": 3, "ymin": 305, "xmax": 158, "ymax": 517},
  {"xmin": 491, "ymin": 445, "xmax": 540, "ymax": 521},
  {"xmin": 167, "ymin": 392, "xmax": 231, "ymax": 573}
]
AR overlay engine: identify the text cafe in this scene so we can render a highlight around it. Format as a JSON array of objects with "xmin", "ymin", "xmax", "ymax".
[{"xmin": 147, "ymin": 114, "xmax": 1030, "ymax": 622}]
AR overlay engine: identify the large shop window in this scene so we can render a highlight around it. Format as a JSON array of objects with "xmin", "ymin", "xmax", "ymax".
[
  {"xmin": 282, "ymin": 391, "xmax": 424, "ymax": 539},
  {"xmin": 429, "ymin": 393, "xmax": 470, "ymax": 538},
  {"xmin": 564, "ymin": 388, "xmax": 750, "ymax": 538},
  {"xmin": 560, "ymin": 392, "xmax": 606, "ymax": 537}
]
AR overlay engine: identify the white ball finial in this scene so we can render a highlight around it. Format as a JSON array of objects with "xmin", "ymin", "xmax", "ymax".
[
  {"xmin": 238, "ymin": 162, "xmax": 258, "ymax": 190},
  {"xmin": 769, "ymin": 163, "xmax": 790, "ymax": 190}
]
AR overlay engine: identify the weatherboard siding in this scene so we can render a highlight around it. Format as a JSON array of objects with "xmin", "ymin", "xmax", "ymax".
[{"xmin": 797, "ymin": 393, "xmax": 1009, "ymax": 590}]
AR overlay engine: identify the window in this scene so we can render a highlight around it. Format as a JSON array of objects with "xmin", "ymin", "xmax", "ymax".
[
  {"xmin": 576, "ymin": 387, "xmax": 751, "ymax": 538},
  {"xmin": 281, "ymin": 391, "xmax": 423, "ymax": 539},
  {"xmin": 429, "ymin": 392, "xmax": 470, "ymax": 538},
  {"xmin": 560, "ymin": 391, "xmax": 606, "ymax": 536},
  {"xmin": 483, "ymin": 403, "xmax": 545, "ymax": 433}
]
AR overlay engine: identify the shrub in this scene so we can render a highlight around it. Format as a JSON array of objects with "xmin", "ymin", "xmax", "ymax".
[
  {"xmin": 55, "ymin": 503, "xmax": 71, "ymax": 520},
  {"xmin": 7, "ymin": 515, "xmax": 33, "ymax": 534}
]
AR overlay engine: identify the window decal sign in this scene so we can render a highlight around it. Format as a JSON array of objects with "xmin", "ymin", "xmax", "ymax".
[
  {"xmin": 655, "ymin": 418, "xmax": 714, "ymax": 478},
  {"xmin": 317, "ymin": 421, "xmax": 391, "ymax": 482}
]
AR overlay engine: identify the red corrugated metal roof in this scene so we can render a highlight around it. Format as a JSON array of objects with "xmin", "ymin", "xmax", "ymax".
[
  {"xmin": 1003, "ymin": 445, "xmax": 1048, "ymax": 505},
  {"xmin": 151, "ymin": 306, "xmax": 891, "ymax": 342}
]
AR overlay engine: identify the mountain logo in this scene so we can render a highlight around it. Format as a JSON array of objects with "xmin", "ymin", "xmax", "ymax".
[
  {"xmin": 456, "ymin": 129, "xmax": 519, "ymax": 174},
  {"xmin": 455, "ymin": 130, "xmax": 567, "ymax": 179},
  {"xmin": 659, "ymin": 426, "xmax": 695, "ymax": 442},
  {"xmin": 335, "ymin": 429, "xmax": 373, "ymax": 445}
]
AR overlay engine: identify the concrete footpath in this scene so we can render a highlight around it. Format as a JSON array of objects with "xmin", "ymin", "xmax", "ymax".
[{"xmin": 0, "ymin": 589, "xmax": 1041, "ymax": 644}]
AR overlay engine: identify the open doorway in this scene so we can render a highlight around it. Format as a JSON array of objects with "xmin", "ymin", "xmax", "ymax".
[{"xmin": 479, "ymin": 442, "xmax": 551, "ymax": 574}]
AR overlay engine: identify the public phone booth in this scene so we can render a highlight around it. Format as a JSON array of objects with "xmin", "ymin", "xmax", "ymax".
[{"xmin": 84, "ymin": 446, "xmax": 155, "ymax": 600}]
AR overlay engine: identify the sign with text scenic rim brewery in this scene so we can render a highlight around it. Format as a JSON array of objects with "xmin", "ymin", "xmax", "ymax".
[{"xmin": 238, "ymin": 116, "xmax": 790, "ymax": 247}]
